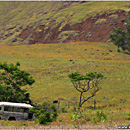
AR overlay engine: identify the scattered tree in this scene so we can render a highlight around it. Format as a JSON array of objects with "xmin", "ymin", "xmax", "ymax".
[
  {"xmin": 110, "ymin": 11, "xmax": 130, "ymax": 52},
  {"xmin": 68, "ymin": 72, "xmax": 106, "ymax": 108},
  {"xmin": 110, "ymin": 27, "xmax": 126, "ymax": 51},
  {"xmin": 0, "ymin": 62, "xmax": 35, "ymax": 104}
]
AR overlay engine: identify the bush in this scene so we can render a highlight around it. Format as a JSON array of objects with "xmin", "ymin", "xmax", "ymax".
[
  {"xmin": 61, "ymin": 107, "xmax": 68, "ymax": 113},
  {"xmin": 96, "ymin": 110, "xmax": 107, "ymax": 122},
  {"xmin": 91, "ymin": 110, "xmax": 110, "ymax": 123},
  {"xmin": 117, "ymin": 48, "xmax": 121, "ymax": 52},
  {"xmin": 92, "ymin": 117, "xmax": 97, "ymax": 124},
  {"xmin": 110, "ymin": 13, "xmax": 130, "ymax": 52},
  {"xmin": 126, "ymin": 113, "xmax": 130, "ymax": 120},
  {"xmin": 85, "ymin": 117, "xmax": 91, "ymax": 121},
  {"xmin": 30, "ymin": 101, "xmax": 58, "ymax": 125}
]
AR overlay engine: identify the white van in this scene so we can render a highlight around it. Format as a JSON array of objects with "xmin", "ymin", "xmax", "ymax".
[{"xmin": 0, "ymin": 102, "xmax": 33, "ymax": 120}]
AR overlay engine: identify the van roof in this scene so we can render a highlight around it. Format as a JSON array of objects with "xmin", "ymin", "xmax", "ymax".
[{"xmin": 0, "ymin": 102, "xmax": 33, "ymax": 108}]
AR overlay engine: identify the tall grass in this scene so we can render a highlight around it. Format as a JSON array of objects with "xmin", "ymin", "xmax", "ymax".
[
  {"xmin": 0, "ymin": 41, "xmax": 130, "ymax": 126},
  {"xmin": 0, "ymin": 41, "xmax": 130, "ymax": 105}
]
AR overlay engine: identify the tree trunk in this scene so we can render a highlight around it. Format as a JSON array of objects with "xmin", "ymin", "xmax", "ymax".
[
  {"xmin": 94, "ymin": 100, "xmax": 96, "ymax": 109},
  {"xmin": 79, "ymin": 92, "xmax": 83, "ymax": 108}
]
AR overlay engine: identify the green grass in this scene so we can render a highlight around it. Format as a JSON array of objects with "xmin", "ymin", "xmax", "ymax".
[
  {"xmin": 0, "ymin": 41, "xmax": 130, "ymax": 126},
  {"xmin": 0, "ymin": 41, "xmax": 130, "ymax": 105},
  {"xmin": 58, "ymin": 31, "xmax": 79, "ymax": 43},
  {"xmin": 0, "ymin": 1, "xmax": 130, "ymax": 27},
  {"xmin": 95, "ymin": 18, "xmax": 107, "ymax": 26}
]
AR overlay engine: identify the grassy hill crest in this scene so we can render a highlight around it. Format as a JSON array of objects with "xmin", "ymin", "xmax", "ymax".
[{"xmin": 0, "ymin": 1, "xmax": 130, "ymax": 45}]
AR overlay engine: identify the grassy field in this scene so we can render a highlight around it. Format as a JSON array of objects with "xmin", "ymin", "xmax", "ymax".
[
  {"xmin": 0, "ymin": 41, "xmax": 130, "ymax": 103},
  {"xmin": 0, "ymin": 41, "xmax": 130, "ymax": 127}
]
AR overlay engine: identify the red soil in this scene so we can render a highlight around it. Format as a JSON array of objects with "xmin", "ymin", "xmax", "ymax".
[{"xmin": 19, "ymin": 10, "xmax": 126, "ymax": 44}]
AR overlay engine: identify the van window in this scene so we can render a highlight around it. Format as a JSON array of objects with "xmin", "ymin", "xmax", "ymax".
[
  {"xmin": 4, "ymin": 106, "xmax": 8, "ymax": 111},
  {"xmin": 4, "ymin": 106, "xmax": 28, "ymax": 113}
]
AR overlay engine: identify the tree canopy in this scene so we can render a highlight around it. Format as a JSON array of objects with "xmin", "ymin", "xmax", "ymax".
[
  {"xmin": 0, "ymin": 62, "xmax": 35, "ymax": 104},
  {"xmin": 68, "ymin": 72, "xmax": 106, "ymax": 108},
  {"xmin": 30, "ymin": 101, "xmax": 58, "ymax": 125},
  {"xmin": 110, "ymin": 11, "xmax": 130, "ymax": 52}
]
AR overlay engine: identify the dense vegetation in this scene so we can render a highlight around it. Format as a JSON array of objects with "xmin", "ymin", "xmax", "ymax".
[
  {"xmin": 0, "ymin": 62, "xmax": 35, "ymax": 103},
  {"xmin": 30, "ymin": 101, "xmax": 58, "ymax": 125},
  {"xmin": 110, "ymin": 11, "xmax": 130, "ymax": 52}
]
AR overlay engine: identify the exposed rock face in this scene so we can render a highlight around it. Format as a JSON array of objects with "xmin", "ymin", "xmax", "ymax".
[{"xmin": 19, "ymin": 10, "xmax": 126, "ymax": 44}]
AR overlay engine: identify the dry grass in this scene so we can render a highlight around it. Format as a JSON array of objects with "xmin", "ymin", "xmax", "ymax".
[
  {"xmin": 0, "ymin": 41, "xmax": 130, "ymax": 103},
  {"xmin": 0, "ymin": 41, "xmax": 130, "ymax": 127}
]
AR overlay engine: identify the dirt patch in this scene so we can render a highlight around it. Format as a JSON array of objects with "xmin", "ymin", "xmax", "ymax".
[{"xmin": 19, "ymin": 10, "xmax": 127, "ymax": 44}]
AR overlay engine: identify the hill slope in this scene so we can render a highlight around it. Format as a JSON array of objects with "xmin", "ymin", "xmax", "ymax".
[
  {"xmin": 0, "ymin": 41, "xmax": 130, "ymax": 104},
  {"xmin": 0, "ymin": 1, "xmax": 130, "ymax": 45}
]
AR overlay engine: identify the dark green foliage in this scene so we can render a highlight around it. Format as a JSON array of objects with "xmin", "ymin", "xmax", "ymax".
[
  {"xmin": 96, "ymin": 110, "xmax": 107, "ymax": 122},
  {"xmin": 91, "ymin": 110, "xmax": 109, "ymax": 124},
  {"xmin": 110, "ymin": 28, "xmax": 126, "ymax": 49},
  {"xmin": 110, "ymin": 12, "xmax": 130, "ymax": 52},
  {"xmin": 0, "ymin": 62, "xmax": 35, "ymax": 103},
  {"xmin": 61, "ymin": 107, "xmax": 68, "ymax": 113},
  {"xmin": 85, "ymin": 117, "xmax": 90, "ymax": 121},
  {"xmin": 117, "ymin": 48, "xmax": 121, "ymax": 52},
  {"xmin": 68, "ymin": 72, "xmax": 105, "ymax": 81},
  {"xmin": 92, "ymin": 117, "xmax": 97, "ymax": 124},
  {"xmin": 68, "ymin": 72, "xmax": 105, "ymax": 108},
  {"xmin": 70, "ymin": 110, "xmax": 84, "ymax": 121},
  {"xmin": 126, "ymin": 113, "xmax": 130, "ymax": 120},
  {"xmin": 30, "ymin": 102, "xmax": 58, "ymax": 125},
  {"xmin": 59, "ymin": 119, "xmax": 62, "ymax": 122}
]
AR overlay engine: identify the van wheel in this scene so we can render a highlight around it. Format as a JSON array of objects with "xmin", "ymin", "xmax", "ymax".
[{"xmin": 8, "ymin": 116, "xmax": 16, "ymax": 120}]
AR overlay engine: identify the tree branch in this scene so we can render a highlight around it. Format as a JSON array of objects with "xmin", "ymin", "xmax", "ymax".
[
  {"xmin": 80, "ymin": 88, "xmax": 99, "ymax": 107},
  {"xmin": 72, "ymin": 81, "xmax": 82, "ymax": 93},
  {"xmin": 83, "ymin": 80, "xmax": 90, "ymax": 92}
]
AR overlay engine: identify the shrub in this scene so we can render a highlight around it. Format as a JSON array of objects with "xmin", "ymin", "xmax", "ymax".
[
  {"xmin": 61, "ymin": 107, "xmax": 68, "ymax": 113},
  {"xmin": 91, "ymin": 110, "xmax": 110, "ymax": 123},
  {"xmin": 30, "ymin": 101, "xmax": 58, "ymax": 125},
  {"xmin": 96, "ymin": 110, "xmax": 107, "ymax": 122},
  {"xmin": 126, "ymin": 113, "xmax": 130, "ymax": 120},
  {"xmin": 92, "ymin": 117, "xmax": 97, "ymax": 124},
  {"xmin": 59, "ymin": 119, "xmax": 62, "ymax": 122},
  {"xmin": 85, "ymin": 117, "xmax": 91, "ymax": 121}
]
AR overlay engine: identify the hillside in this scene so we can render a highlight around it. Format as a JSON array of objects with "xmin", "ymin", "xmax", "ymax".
[
  {"xmin": 0, "ymin": 40, "xmax": 130, "ymax": 127},
  {"xmin": 0, "ymin": 41, "xmax": 130, "ymax": 104},
  {"xmin": 0, "ymin": 1, "xmax": 130, "ymax": 46}
]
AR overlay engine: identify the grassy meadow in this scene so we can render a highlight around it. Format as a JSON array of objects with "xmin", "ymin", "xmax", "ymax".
[{"xmin": 0, "ymin": 41, "xmax": 130, "ymax": 127}]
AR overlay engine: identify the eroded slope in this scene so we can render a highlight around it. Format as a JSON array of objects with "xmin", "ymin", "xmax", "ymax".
[{"xmin": 0, "ymin": 1, "xmax": 129, "ymax": 45}]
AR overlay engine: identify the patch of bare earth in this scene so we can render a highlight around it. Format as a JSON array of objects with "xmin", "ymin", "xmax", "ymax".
[{"xmin": 19, "ymin": 10, "xmax": 126, "ymax": 45}]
